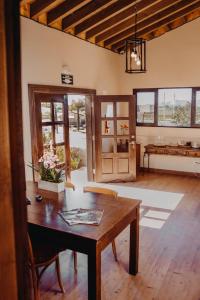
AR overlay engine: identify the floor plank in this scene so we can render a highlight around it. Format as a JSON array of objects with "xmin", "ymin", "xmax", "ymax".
[{"xmin": 39, "ymin": 173, "xmax": 200, "ymax": 300}]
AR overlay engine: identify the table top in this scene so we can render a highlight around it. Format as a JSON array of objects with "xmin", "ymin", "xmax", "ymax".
[{"xmin": 27, "ymin": 182, "xmax": 141, "ymax": 242}]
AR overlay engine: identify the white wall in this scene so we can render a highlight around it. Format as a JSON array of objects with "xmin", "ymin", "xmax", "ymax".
[
  {"xmin": 20, "ymin": 17, "xmax": 121, "ymax": 180},
  {"xmin": 119, "ymin": 18, "xmax": 200, "ymax": 173},
  {"xmin": 21, "ymin": 16, "xmax": 200, "ymax": 179}
]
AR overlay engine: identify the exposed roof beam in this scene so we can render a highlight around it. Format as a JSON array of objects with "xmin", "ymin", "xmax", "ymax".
[
  {"xmin": 62, "ymin": 0, "xmax": 113, "ymax": 31},
  {"xmin": 47, "ymin": 0, "xmax": 87, "ymax": 24},
  {"xmin": 95, "ymin": 0, "xmax": 179, "ymax": 43},
  {"xmin": 110, "ymin": 0, "xmax": 200, "ymax": 49},
  {"xmin": 86, "ymin": 0, "xmax": 159, "ymax": 39},
  {"xmin": 74, "ymin": 0, "xmax": 135, "ymax": 35},
  {"xmin": 30, "ymin": 0, "xmax": 57, "ymax": 18},
  {"xmin": 147, "ymin": 8, "xmax": 200, "ymax": 41}
]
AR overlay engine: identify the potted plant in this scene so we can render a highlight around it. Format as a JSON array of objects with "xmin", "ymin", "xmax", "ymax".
[{"xmin": 29, "ymin": 151, "xmax": 65, "ymax": 193}]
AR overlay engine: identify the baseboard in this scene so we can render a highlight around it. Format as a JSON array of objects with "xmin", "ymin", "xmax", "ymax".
[{"xmin": 141, "ymin": 167, "xmax": 198, "ymax": 177}]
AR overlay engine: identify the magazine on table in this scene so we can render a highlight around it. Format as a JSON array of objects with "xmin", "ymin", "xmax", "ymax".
[{"xmin": 58, "ymin": 208, "xmax": 104, "ymax": 226}]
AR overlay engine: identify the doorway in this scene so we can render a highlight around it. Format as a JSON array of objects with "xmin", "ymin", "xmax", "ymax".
[
  {"xmin": 68, "ymin": 95, "xmax": 87, "ymax": 185},
  {"xmin": 28, "ymin": 85, "xmax": 95, "ymax": 184}
]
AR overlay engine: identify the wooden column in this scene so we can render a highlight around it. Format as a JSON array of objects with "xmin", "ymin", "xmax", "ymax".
[{"xmin": 0, "ymin": 0, "xmax": 29, "ymax": 299}]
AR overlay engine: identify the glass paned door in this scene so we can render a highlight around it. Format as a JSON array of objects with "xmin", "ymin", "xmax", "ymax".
[
  {"xmin": 35, "ymin": 93, "xmax": 71, "ymax": 179},
  {"xmin": 94, "ymin": 95, "xmax": 136, "ymax": 182}
]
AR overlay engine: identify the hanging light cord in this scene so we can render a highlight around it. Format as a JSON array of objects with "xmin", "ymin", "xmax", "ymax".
[{"xmin": 134, "ymin": 2, "xmax": 137, "ymax": 41}]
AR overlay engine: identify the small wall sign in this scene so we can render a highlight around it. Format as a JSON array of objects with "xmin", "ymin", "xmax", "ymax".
[{"xmin": 61, "ymin": 73, "xmax": 73, "ymax": 85}]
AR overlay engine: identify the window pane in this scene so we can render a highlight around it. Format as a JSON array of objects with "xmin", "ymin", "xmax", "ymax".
[
  {"xmin": 42, "ymin": 126, "xmax": 53, "ymax": 147},
  {"xmin": 195, "ymin": 91, "xmax": 200, "ymax": 124},
  {"xmin": 117, "ymin": 102, "xmax": 129, "ymax": 117},
  {"xmin": 102, "ymin": 138, "xmax": 114, "ymax": 153},
  {"xmin": 41, "ymin": 102, "xmax": 51, "ymax": 122},
  {"xmin": 101, "ymin": 102, "xmax": 113, "ymax": 118},
  {"xmin": 117, "ymin": 120, "xmax": 129, "ymax": 135},
  {"xmin": 102, "ymin": 120, "xmax": 114, "ymax": 135},
  {"xmin": 117, "ymin": 138, "xmax": 129, "ymax": 153},
  {"xmin": 55, "ymin": 125, "xmax": 64, "ymax": 144},
  {"xmin": 56, "ymin": 145, "xmax": 65, "ymax": 163},
  {"xmin": 158, "ymin": 88, "xmax": 192, "ymax": 127},
  {"xmin": 54, "ymin": 102, "xmax": 64, "ymax": 121},
  {"xmin": 137, "ymin": 92, "xmax": 155, "ymax": 123}
]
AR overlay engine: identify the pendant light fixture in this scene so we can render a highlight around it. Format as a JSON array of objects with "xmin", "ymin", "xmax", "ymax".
[{"xmin": 125, "ymin": 1, "xmax": 146, "ymax": 73}]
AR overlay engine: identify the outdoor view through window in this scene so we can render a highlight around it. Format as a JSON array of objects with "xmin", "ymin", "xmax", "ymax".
[{"xmin": 137, "ymin": 88, "xmax": 192, "ymax": 127}]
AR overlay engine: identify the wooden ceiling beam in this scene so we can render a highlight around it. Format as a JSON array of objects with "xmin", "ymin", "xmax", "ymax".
[
  {"xmin": 147, "ymin": 8, "xmax": 200, "ymax": 41},
  {"xmin": 30, "ymin": 0, "xmax": 57, "ymax": 18},
  {"xmin": 86, "ymin": 0, "xmax": 159, "ymax": 39},
  {"xmin": 74, "ymin": 0, "xmax": 135, "ymax": 35},
  {"xmin": 62, "ymin": 0, "xmax": 113, "ymax": 31},
  {"xmin": 47, "ymin": 0, "xmax": 87, "ymax": 25},
  {"xmin": 95, "ymin": 0, "xmax": 180, "ymax": 43},
  {"xmin": 111, "ymin": 0, "xmax": 200, "ymax": 50}
]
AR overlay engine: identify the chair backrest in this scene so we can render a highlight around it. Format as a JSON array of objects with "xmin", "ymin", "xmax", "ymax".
[
  {"xmin": 27, "ymin": 234, "xmax": 35, "ymax": 266},
  {"xmin": 65, "ymin": 181, "xmax": 75, "ymax": 191},
  {"xmin": 83, "ymin": 186, "xmax": 118, "ymax": 199}
]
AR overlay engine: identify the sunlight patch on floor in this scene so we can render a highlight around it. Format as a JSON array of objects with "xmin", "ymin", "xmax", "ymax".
[
  {"xmin": 144, "ymin": 210, "xmax": 171, "ymax": 220},
  {"xmin": 140, "ymin": 217, "xmax": 165, "ymax": 229}
]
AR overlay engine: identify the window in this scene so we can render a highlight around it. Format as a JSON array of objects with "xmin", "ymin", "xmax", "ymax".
[
  {"xmin": 137, "ymin": 91, "xmax": 155, "ymax": 124},
  {"xmin": 195, "ymin": 90, "xmax": 200, "ymax": 125},
  {"xmin": 158, "ymin": 88, "xmax": 192, "ymax": 127},
  {"xmin": 135, "ymin": 87, "xmax": 200, "ymax": 128}
]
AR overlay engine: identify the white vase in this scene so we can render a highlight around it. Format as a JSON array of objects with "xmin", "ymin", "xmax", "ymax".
[{"xmin": 38, "ymin": 180, "xmax": 65, "ymax": 193}]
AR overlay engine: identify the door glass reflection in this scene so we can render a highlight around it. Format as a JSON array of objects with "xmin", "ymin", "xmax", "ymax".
[
  {"xmin": 102, "ymin": 138, "xmax": 114, "ymax": 153},
  {"xmin": 117, "ymin": 138, "xmax": 129, "ymax": 153},
  {"xmin": 101, "ymin": 102, "xmax": 113, "ymax": 118},
  {"xmin": 102, "ymin": 120, "xmax": 114, "ymax": 135},
  {"xmin": 117, "ymin": 102, "xmax": 129, "ymax": 117}
]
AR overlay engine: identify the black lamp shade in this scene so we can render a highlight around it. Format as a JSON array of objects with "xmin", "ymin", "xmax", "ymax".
[{"xmin": 125, "ymin": 38, "xmax": 146, "ymax": 73}]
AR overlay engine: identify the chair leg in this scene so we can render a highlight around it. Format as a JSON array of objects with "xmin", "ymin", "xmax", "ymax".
[
  {"xmin": 73, "ymin": 251, "xmax": 77, "ymax": 272},
  {"xmin": 30, "ymin": 265, "xmax": 40, "ymax": 300},
  {"xmin": 55, "ymin": 257, "xmax": 65, "ymax": 293},
  {"xmin": 112, "ymin": 240, "xmax": 118, "ymax": 261}
]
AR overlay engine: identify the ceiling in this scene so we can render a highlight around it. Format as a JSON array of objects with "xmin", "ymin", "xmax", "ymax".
[{"xmin": 20, "ymin": 0, "xmax": 200, "ymax": 54}]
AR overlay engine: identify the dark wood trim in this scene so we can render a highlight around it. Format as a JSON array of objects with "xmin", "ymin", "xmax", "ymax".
[
  {"xmin": 96, "ymin": 0, "xmax": 178, "ymax": 43},
  {"xmin": 1, "ymin": 0, "xmax": 29, "ymax": 299},
  {"xmin": 112, "ymin": 0, "xmax": 200, "ymax": 50},
  {"xmin": 142, "ymin": 167, "xmax": 198, "ymax": 177},
  {"xmin": 86, "ymin": 0, "xmax": 154, "ymax": 39},
  {"xmin": 134, "ymin": 87, "xmax": 200, "ymax": 128},
  {"xmin": 47, "ymin": 0, "xmax": 84, "ymax": 25},
  {"xmin": 74, "ymin": 0, "xmax": 134, "ymax": 35},
  {"xmin": 30, "ymin": 0, "xmax": 55, "ymax": 18},
  {"xmin": 62, "ymin": 0, "xmax": 112, "ymax": 31},
  {"xmin": 28, "ymin": 84, "xmax": 96, "ymax": 182}
]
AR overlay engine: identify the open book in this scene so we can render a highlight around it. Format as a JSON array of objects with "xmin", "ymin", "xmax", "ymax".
[{"xmin": 58, "ymin": 208, "xmax": 104, "ymax": 226}]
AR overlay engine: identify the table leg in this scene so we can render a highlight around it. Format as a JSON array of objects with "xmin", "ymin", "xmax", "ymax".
[
  {"xmin": 129, "ymin": 207, "xmax": 139, "ymax": 275},
  {"xmin": 148, "ymin": 153, "xmax": 150, "ymax": 171},
  {"xmin": 88, "ymin": 246, "xmax": 101, "ymax": 300}
]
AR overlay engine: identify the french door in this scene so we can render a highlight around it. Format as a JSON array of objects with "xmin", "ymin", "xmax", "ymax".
[
  {"xmin": 33, "ymin": 93, "xmax": 71, "ymax": 178},
  {"xmin": 94, "ymin": 95, "xmax": 136, "ymax": 182}
]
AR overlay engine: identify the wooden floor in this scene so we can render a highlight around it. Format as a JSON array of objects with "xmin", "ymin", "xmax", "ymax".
[{"xmin": 39, "ymin": 173, "xmax": 200, "ymax": 300}]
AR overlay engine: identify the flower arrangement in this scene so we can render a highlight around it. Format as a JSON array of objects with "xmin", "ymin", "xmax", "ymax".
[{"xmin": 29, "ymin": 151, "xmax": 64, "ymax": 183}]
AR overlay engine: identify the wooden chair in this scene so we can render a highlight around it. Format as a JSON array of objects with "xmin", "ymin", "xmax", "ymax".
[
  {"xmin": 83, "ymin": 186, "xmax": 118, "ymax": 261},
  {"xmin": 28, "ymin": 234, "xmax": 65, "ymax": 300}
]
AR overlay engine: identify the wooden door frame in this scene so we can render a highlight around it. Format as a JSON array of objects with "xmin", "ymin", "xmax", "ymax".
[
  {"xmin": 0, "ymin": 1, "xmax": 30, "ymax": 299},
  {"xmin": 28, "ymin": 84, "xmax": 96, "ymax": 182}
]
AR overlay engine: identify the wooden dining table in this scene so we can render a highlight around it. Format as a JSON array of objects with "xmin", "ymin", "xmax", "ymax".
[{"xmin": 27, "ymin": 182, "xmax": 141, "ymax": 300}]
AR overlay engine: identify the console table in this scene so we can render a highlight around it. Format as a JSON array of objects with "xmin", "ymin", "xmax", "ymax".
[{"xmin": 143, "ymin": 144, "xmax": 200, "ymax": 170}]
